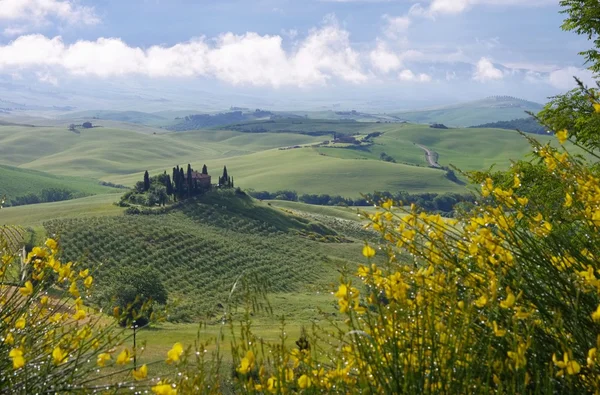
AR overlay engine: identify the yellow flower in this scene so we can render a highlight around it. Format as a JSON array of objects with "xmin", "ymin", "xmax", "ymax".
[
  {"xmin": 553, "ymin": 352, "xmax": 581, "ymax": 376},
  {"xmin": 592, "ymin": 305, "xmax": 600, "ymax": 322},
  {"xmin": 475, "ymin": 295, "xmax": 487, "ymax": 308},
  {"xmin": 493, "ymin": 321, "xmax": 506, "ymax": 337},
  {"xmin": 298, "ymin": 374, "xmax": 312, "ymax": 389},
  {"xmin": 9, "ymin": 348, "xmax": 25, "ymax": 369},
  {"xmin": 594, "ymin": 103, "xmax": 600, "ymax": 113},
  {"xmin": 152, "ymin": 382, "xmax": 177, "ymax": 395},
  {"xmin": 19, "ymin": 281, "xmax": 33, "ymax": 296},
  {"xmin": 556, "ymin": 129, "xmax": 568, "ymax": 144},
  {"xmin": 45, "ymin": 238, "xmax": 58, "ymax": 251},
  {"xmin": 52, "ymin": 346, "xmax": 67, "ymax": 365},
  {"xmin": 513, "ymin": 174, "xmax": 521, "ymax": 188},
  {"xmin": 284, "ymin": 367, "xmax": 294, "ymax": 382},
  {"xmin": 335, "ymin": 284, "xmax": 348, "ymax": 298},
  {"xmin": 267, "ymin": 377, "xmax": 278, "ymax": 393},
  {"xmin": 565, "ymin": 193, "xmax": 573, "ymax": 208},
  {"xmin": 116, "ymin": 349, "xmax": 131, "ymax": 365},
  {"xmin": 236, "ymin": 350, "xmax": 255, "ymax": 374},
  {"xmin": 166, "ymin": 342, "xmax": 184, "ymax": 364},
  {"xmin": 588, "ymin": 348, "xmax": 597, "ymax": 368},
  {"xmin": 73, "ymin": 310, "xmax": 86, "ymax": 321},
  {"xmin": 40, "ymin": 295, "xmax": 49, "ymax": 305},
  {"xmin": 500, "ymin": 290, "xmax": 516, "ymax": 309},
  {"xmin": 97, "ymin": 353, "xmax": 111, "ymax": 367},
  {"xmin": 4, "ymin": 332, "xmax": 14, "ymax": 345},
  {"xmin": 362, "ymin": 244, "xmax": 376, "ymax": 258},
  {"xmin": 84, "ymin": 275, "xmax": 93, "ymax": 289},
  {"xmin": 79, "ymin": 269, "xmax": 89, "ymax": 278},
  {"xmin": 15, "ymin": 316, "xmax": 25, "ymax": 329},
  {"xmin": 69, "ymin": 281, "xmax": 80, "ymax": 298},
  {"xmin": 132, "ymin": 364, "xmax": 148, "ymax": 381}
]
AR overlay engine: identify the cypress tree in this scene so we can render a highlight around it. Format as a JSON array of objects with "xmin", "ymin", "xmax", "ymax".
[
  {"xmin": 187, "ymin": 164, "xmax": 193, "ymax": 197},
  {"xmin": 222, "ymin": 166, "xmax": 228, "ymax": 181},
  {"xmin": 143, "ymin": 171, "xmax": 150, "ymax": 192},
  {"xmin": 178, "ymin": 168, "xmax": 185, "ymax": 198},
  {"xmin": 202, "ymin": 164, "xmax": 208, "ymax": 175},
  {"xmin": 166, "ymin": 175, "xmax": 173, "ymax": 196}
]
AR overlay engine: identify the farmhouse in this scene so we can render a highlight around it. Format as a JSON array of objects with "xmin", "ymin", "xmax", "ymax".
[{"xmin": 185, "ymin": 171, "xmax": 211, "ymax": 189}]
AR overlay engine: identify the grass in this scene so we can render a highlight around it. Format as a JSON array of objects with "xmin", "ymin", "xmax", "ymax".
[
  {"xmin": 392, "ymin": 96, "xmax": 544, "ymax": 127},
  {"xmin": 0, "ymin": 164, "xmax": 120, "ymax": 202},
  {"xmin": 0, "ymin": 193, "xmax": 124, "ymax": 226},
  {"xmin": 0, "ymin": 120, "xmax": 549, "ymax": 198},
  {"xmin": 42, "ymin": 191, "xmax": 348, "ymax": 318}
]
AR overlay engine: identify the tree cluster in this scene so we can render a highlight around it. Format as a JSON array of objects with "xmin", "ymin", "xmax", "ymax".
[
  {"xmin": 122, "ymin": 163, "xmax": 213, "ymax": 207},
  {"xmin": 471, "ymin": 117, "xmax": 547, "ymax": 134},
  {"xmin": 246, "ymin": 189, "xmax": 476, "ymax": 214},
  {"xmin": 7, "ymin": 188, "xmax": 76, "ymax": 207}
]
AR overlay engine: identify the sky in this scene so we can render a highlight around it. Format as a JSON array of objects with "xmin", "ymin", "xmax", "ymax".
[{"xmin": 0, "ymin": 0, "xmax": 595, "ymax": 110}]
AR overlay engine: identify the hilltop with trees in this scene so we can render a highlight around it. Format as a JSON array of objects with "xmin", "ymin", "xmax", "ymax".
[{"xmin": 120, "ymin": 164, "xmax": 234, "ymax": 208}]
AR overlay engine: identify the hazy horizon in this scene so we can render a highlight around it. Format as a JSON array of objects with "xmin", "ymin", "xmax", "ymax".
[{"xmin": 0, "ymin": 0, "xmax": 595, "ymax": 112}]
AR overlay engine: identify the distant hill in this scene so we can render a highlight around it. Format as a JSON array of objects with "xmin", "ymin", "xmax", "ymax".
[
  {"xmin": 470, "ymin": 117, "xmax": 547, "ymax": 134},
  {"xmin": 0, "ymin": 165, "xmax": 121, "ymax": 206},
  {"xmin": 168, "ymin": 109, "xmax": 274, "ymax": 131},
  {"xmin": 393, "ymin": 96, "xmax": 544, "ymax": 127},
  {"xmin": 61, "ymin": 110, "xmax": 170, "ymax": 126}
]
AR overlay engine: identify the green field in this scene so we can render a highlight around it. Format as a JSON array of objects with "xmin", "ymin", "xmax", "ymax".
[
  {"xmin": 0, "ymin": 164, "xmax": 120, "ymax": 203},
  {"xmin": 393, "ymin": 96, "xmax": 544, "ymax": 127},
  {"xmin": 0, "ymin": 194, "xmax": 124, "ymax": 227},
  {"xmin": 40, "ymin": 190, "xmax": 364, "ymax": 319},
  {"xmin": 0, "ymin": 117, "xmax": 549, "ymax": 199}
]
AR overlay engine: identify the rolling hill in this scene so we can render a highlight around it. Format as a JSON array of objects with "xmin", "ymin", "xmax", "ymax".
[
  {"xmin": 393, "ymin": 96, "xmax": 544, "ymax": 127},
  {"xmin": 0, "ymin": 164, "xmax": 121, "ymax": 206},
  {"xmin": 0, "ymin": 119, "xmax": 554, "ymax": 198},
  {"xmin": 42, "ymin": 190, "xmax": 357, "ymax": 319}
]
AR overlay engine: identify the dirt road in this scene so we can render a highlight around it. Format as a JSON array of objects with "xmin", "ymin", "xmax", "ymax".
[{"xmin": 415, "ymin": 143, "xmax": 442, "ymax": 168}]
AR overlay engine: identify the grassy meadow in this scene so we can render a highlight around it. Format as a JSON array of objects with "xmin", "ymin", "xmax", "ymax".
[{"xmin": 0, "ymin": 115, "xmax": 554, "ymax": 375}]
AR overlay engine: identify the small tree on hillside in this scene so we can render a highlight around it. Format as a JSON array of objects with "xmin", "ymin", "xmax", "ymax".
[
  {"xmin": 108, "ymin": 267, "xmax": 168, "ymax": 328},
  {"xmin": 143, "ymin": 171, "xmax": 150, "ymax": 192},
  {"xmin": 202, "ymin": 164, "xmax": 208, "ymax": 175}
]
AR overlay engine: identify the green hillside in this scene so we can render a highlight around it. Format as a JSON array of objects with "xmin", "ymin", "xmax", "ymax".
[
  {"xmin": 0, "ymin": 164, "xmax": 120, "ymax": 204},
  {"xmin": 42, "ymin": 191, "xmax": 355, "ymax": 319},
  {"xmin": 394, "ymin": 96, "xmax": 544, "ymax": 127},
  {"xmin": 0, "ymin": 119, "xmax": 551, "ymax": 198},
  {"xmin": 60, "ymin": 110, "xmax": 170, "ymax": 126},
  {"xmin": 0, "ymin": 194, "xmax": 124, "ymax": 227}
]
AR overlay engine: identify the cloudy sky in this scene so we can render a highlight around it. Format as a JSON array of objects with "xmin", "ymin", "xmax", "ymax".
[{"xmin": 0, "ymin": 0, "xmax": 595, "ymax": 109}]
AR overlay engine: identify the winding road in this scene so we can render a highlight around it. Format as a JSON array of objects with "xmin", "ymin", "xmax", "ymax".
[{"xmin": 415, "ymin": 143, "xmax": 442, "ymax": 168}]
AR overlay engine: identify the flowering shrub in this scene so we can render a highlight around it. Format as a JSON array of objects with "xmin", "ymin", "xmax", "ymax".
[{"xmin": 227, "ymin": 113, "xmax": 600, "ymax": 393}]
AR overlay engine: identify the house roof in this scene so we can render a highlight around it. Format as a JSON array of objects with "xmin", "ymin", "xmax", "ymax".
[{"xmin": 185, "ymin": 171, "xmax": 211, "ymax": 180}]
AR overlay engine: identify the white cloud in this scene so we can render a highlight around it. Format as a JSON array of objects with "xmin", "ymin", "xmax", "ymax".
[
  {"xmin": 0, "ymin": 0, "xmax": 99, "ymax": 25},
  {"xmin": 382, "ymin": 14, "xmax": 411, "ymax": 38},
  {"xmin": 398, "ymin": 69, "xmax": 432, "ymax": 82},
  {"xmin": 3, "ymin": 26, "xmax": 29, "ymax": 36},
  {"xmin": 548, "ymin": 67, "xmax": 595, "ymax": 90},
  {"xmin": 422, "ymin": 0, "xmax": 555, "ymax": 17},
  {"xmin": 369, "ymin": 42, "xmax": 402, "ymax": 73},
  {"xmin": 0, "ymin": 25, "xmax": 368, "ymax": 87},
  {"xmin": 429, "ymin": 0, "xmax": 470, "ymax": 15},
  {"xmin": 473, "ymin": 57, "xmax": 503, "ymax": 82}
]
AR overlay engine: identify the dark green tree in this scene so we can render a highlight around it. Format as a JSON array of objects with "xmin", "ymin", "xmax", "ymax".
[
  {"xmin": 143, "ymin": 171, "xmax": 150, "ymax": 192},
  {"xmin": 179, "ymin": 168, "xmax": 185, "ymax": 198},
  {"xmin": 107, "ymin": 267, "xmax": 168, "ymax": 328},
  {"xmin": 202, "ymin": 164, "xmax": 208, "ymax": 175},
  {"xmin": 166, "ymin": 174, "xmax": 173, "ymax": 196},
  {"xmin": 187, "ymin": 164, "xmax": 193, "ymax": 197},
  {"xmin": 560, "ymin": 0, "xmax": 600, "ymax": 73}
]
